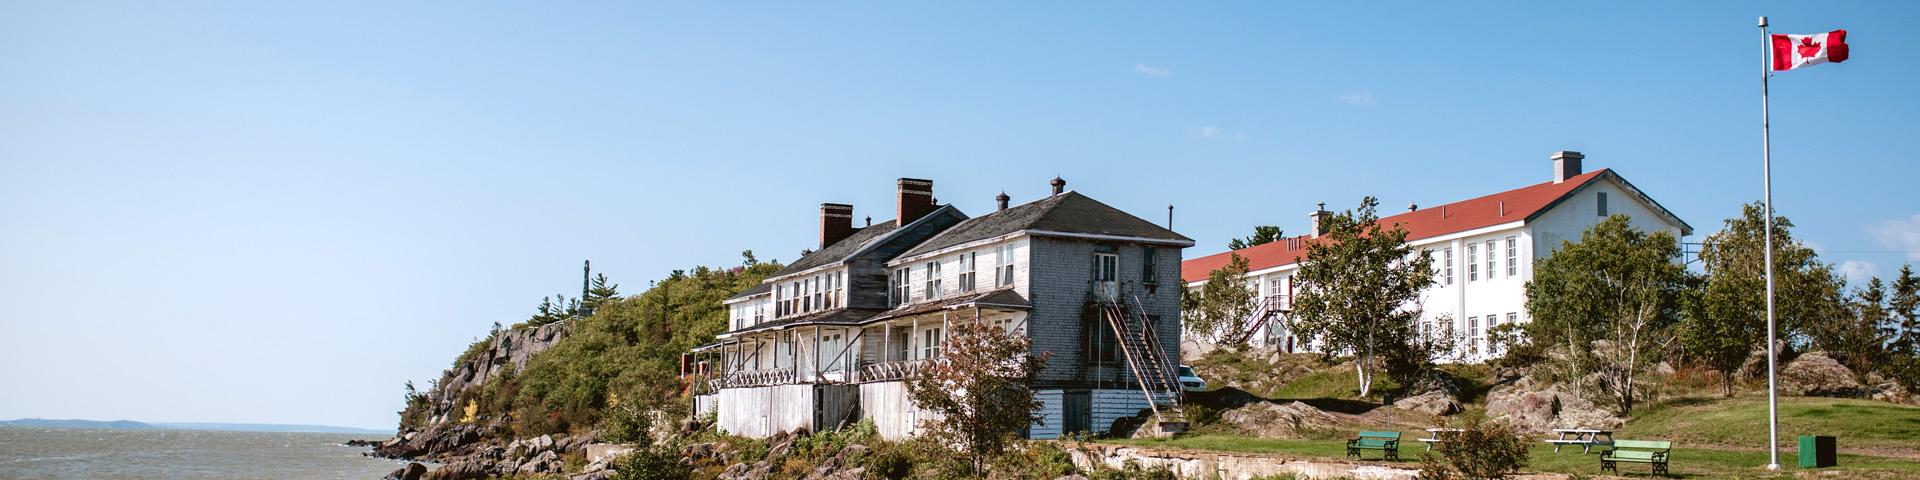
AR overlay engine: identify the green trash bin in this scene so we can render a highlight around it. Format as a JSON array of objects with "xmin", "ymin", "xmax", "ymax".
[{"xmin": 1798, "ymin": 435, "xmax": 1836, "ymax": 468}]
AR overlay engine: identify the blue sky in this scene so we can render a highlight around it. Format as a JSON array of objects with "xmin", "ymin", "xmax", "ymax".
[{"xmin": 3, "ymin": 2, "xmax": 1916, "ymax": 430}]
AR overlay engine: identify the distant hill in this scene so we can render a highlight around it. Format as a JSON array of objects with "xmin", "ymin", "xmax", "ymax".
[
  {"xmin": 1, "ymin": 418, "xmax": 391, "ymax": 435},
  {"xmin": 0, "ymin": 418, "xmax": 159, "ymax": 429}
]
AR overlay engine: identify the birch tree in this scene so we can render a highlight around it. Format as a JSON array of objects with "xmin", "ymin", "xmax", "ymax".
[
  {"xmin": 1182, "ymin": 253, "xmax": 1258, "ymax": 345},
  {"xmin": 1290, "ymin": 197, "xmax": 1436, "ymax": 398},
  {"xmin": 1525, "ymin": 215, "xmax": 1684, "ymax": 414}
]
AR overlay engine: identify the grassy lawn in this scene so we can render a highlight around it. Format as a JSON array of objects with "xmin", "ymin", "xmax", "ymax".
[
  {"xmin": 1622, "ymin": 395, "xmax": 1920, "ymax": 451},
  {"xmin": 1101, "ymin": 435, "xmax": 1920, "ymax": 479}
]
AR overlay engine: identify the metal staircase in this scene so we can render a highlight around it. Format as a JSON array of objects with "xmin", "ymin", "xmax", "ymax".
[
  {"xmin": 1095, "ymin": 292, "xmax": 1187, "ymax": 434},
  {"xmin": 1227, "ymin": 294, "xmax": 1290, "ymax": 346}
]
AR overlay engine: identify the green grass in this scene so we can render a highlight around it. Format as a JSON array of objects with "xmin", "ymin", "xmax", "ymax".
[
  {"xmin": 1622, "ymin": 395, "xmax": 1920, "ymax": 451},
  {"xmin": 1105, "ymin": 395, "xmax": 1920, "ymax": 479},
  {"xmin": 1101, "ymin": 435, "xmax": 1920, "ymax": 479}
]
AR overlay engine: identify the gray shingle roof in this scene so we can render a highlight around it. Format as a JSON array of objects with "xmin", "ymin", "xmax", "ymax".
[
  {"xmin": 722, "ymin": 307, "xmax": 884, "ymax": 335},
  {"xmin": 866, "ymin": 288, "xmax": 1031, "ymax": 323},
  {"xmin": 768, "ymin": 221, "xmax": 900, "ymax": 278},
  {"xmin": 898, "ymin": 191, "xmax": 1192, "ymax": 259},
  {"xmin": 723, "ymin": 282, "xmax": 772, "ymax": 302}
]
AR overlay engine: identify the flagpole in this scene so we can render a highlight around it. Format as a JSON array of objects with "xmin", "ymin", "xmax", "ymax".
[{"xmin": 1758, "ymin": 15, "xmax": 1782, "ymax": 471}]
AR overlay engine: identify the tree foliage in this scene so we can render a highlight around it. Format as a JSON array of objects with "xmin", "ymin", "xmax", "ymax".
[
  {"xmin": 452, "ymin": 253, "xmax": 782, "ymax": 437},
  {"xmin": 1679, "ymin": 270, "xmax": 1764, "ymax": 397},
  {"xmin": 1694, "ymin": 203, "xmax": 1851, "ymax": 353},
  {"xmin": 1227, "ymin": 226, "xmax": 1285, "ymax": 250},
  {"xmin": 1525, "ymin": 215, "xmax": 1684, "ymax": 414},
  {"xmin": 905, "ymin": 316, "xmax": 1049, "ymax": 475},
  {"xmin": 1289, "ymin": 197, "xmax": 1436, "ymax": 398},
  {"xmin": 1419, "ymin": 417, "xmax": 1531, "ymax": 480},
  {"xmin": 1181, "ymin": 253, "xmax": 1258, "ymax": 345}
]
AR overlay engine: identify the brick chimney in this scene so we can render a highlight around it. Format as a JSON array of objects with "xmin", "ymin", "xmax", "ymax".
[
  {"xmin": 896, "ymin": 178, "xmax": 936, "ymax": 226},
  {"xmin": 819, "ymin": 203, "xmax": 855, "ymax": 249},
  {"xmin": 1309, "ymin": 202, "xmax": 1330, "ymax": 239},
  {"xmin": 1552, "ymin": 151, "xmax": 1584, "ymax": 184},
  {"xmin": 1050, "ymin": 177, "xmax": 1066, "ymax": 196},
  {"xmin": 996, "ymin": 192, "xmax": 1010, "ymax": 212}
]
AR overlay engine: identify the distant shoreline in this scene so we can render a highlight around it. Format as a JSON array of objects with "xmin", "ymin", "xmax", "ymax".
[{"xmin": 1, "ymin": 418, "xmax": 392, "ymax": 435}]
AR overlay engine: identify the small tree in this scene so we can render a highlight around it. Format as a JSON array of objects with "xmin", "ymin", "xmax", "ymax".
[
  {"xmin": 1290, "ymin": 197, "xmax": 1436, "ymax": 397},
  {"xmin": 1228, "ymin": 225, "xmax": 1285, "ymax": 250},
  {"xmin": 584, "ymin": 273, "xmax": 622, "ymax": 312},
  {"xmin": 1525, "ymin": 215, "xmax": 1685, "ymax": 414},
  {"xmin": 1420, "ymin": 417, "xmax": 1531, "ymax": 480},
  {"xmin": 1182, "ymin": 253, "xmax": 1258, "ymax": 346},
  {"xmin": 906, "ymin": 316, "xmax": 1050, "ymax": 474},
  {"xmin": 1680, "ymin": 271, "xmax": 1765, "ymax": 397}
]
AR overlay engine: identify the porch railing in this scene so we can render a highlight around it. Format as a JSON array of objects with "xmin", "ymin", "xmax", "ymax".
[
  {"xmin": 725, "ymin": 367, "xmax": 796, "ymax": 388},
  {"xmin": 857, "ymin": 359, "xmax": 930, "ymax": 383}
]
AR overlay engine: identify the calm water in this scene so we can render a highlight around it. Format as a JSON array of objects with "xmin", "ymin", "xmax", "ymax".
[{"xmin": 0, "ymin": 426, "xmax": 413, "ymax": 479}]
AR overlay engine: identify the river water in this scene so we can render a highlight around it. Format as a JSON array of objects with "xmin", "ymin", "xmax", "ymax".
[{"xmin": 0, "ymin": 426, "xmax": 411, "ymax": 479}]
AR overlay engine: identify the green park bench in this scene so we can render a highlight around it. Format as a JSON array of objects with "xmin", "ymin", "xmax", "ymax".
[
  {"xmin": 1346, "ymin": 431, "xmax": 1401, "ymax": 461},
  {"xmin": 1599, "ymin": 439, "xmax": 1672, "ymax": 476}
]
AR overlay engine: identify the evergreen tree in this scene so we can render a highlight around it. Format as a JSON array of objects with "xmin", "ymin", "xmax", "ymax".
[
  {"xmin": 1526, "ymin": 215, "xmax": 1685, "ymax": 414},
  {"xmin": 1889, "ymin": 264, "xmax": 1920, "ymax": 356},
  {"xmin": 1290, "ymin": 197, "xmax": 1436, "ymax": 398},
  {"xmin": 1227, "ymin": 226, "xmax": 1285, "ymax": 250},
  {"xmin": 584, "ymin": 273, "xmax": 621, "ymax": 312}
]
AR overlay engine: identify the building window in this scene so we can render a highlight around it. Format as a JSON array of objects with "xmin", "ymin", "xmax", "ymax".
[
  {"xmin": 1486, "ymin": 241, "xmax": 1496, "ymax": 280},
  {"xmin": 1468, "ymin": 316, "xmax": 1479, "ymax": 354},
  {"xmin": 1444, "ymin": 247, "xmax": 1455, "ymax": 285},
  {"xmin": 892, "ymin": 267, "xmax": 910, "ymax": 306},
  {"xmin": 1506, "ymin": 237, "xmax": 1518, "ymax": 277},
  {"xmin": 753, "ymin": 301, "xmax": 764, "ymax": 323},
  {"xmin": 921, "ymin": 327, "xmax": 943, "ymax": 359},
  {"xmin": 1091, "ymin": 322, "xmax": 1118, "ymax": 364},
  {"xmin": 833, "ymin": 271, "xmax": 844, "ymax": 309},
  {"xmin": 957, "ymin": 252, "xmax": 976, "ymax": 293},
  {"xmin": 924, "ymin": 261, "xmax": 942, "ymax": 300},
  {"xmin": 1142, "ymin": 246, "xmax": 1159, "ymax": 284},
  {"xmin": 996, "ymin": 244, "xmax": 1017, "ymax": 287},
  {"xmin": 810, "ymin": 276, "xmax": 822, "ymax": 312},
  {"xmin": 1468, "ymin": 244, "xmax": 1479, "ymax": 282},
  {"xmin": 1597, "ymin": 192, "xmax": 1609, "ymax": 217}
]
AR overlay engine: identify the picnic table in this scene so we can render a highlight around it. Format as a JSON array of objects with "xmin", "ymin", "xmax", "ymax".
[
  {"xmin": 1546, "ymin": 428, "xmax": 1615, "ymax": 453},
  {"xmin": 1417, "ymin": 427, "xmax": 1464, "ymax": 451}
]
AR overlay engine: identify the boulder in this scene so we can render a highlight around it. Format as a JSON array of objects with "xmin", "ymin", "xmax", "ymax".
[
  {"xmin": 1217, "ymin": 401, "xmax": 1339, "ymax": 439},
  {"xmin": 1485, "ymin": 385, "xmax": 1622, "ymax": 435},
  {"xmin": 1395, "ymin": 391, "xmax": 1461, "ymax": 416},
  {"xmin": 423, "ymin": 460, "xmax": 492, "ymax": 480},
  {"xmin": 1780, "ymin": 352, "xmax": 1863, "ymax": 397},
  {"xmin": 381, "ymin": 462, "xmax": 427, "ymax": 480},
  {"xmin": 517, "ymin": 450, "xmax": 561, "ymax": 475},
  {"xmin": 1181, "ymin": 337, "xmax": 1219, "ymax": 362}
]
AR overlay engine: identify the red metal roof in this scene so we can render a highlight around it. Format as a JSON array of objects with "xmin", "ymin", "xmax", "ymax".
[{"xmin": 1181, "ymin": 169, "xmax": 1613, "ymax": 283}]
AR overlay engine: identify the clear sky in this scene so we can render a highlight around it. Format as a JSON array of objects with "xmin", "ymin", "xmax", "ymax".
[{"xmin": 4, "ymin": 2, "xmax": 1916, "ymax": 431}]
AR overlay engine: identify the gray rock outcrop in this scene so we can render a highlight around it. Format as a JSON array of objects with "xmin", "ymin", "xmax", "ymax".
[
  {"xmin": 1780, "ymin": 351, "xmax": 1863, "ymax": 397},
  {"xmin": 1484, "ymin": 378, "xmax": 1622, "ymax": 434},
  {"xmin": 1217, "ymin": 400, "xmax": 1340, "ymax": 438}
]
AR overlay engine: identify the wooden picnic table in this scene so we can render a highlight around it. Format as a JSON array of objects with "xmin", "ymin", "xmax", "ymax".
[
  {"xmin": 1546, "ymin": 428, "xmax": 1615, "ymax": 453},
  {"xmin": 1417, "ymin": 427, "xmax": 1464, "ymax": 451}
]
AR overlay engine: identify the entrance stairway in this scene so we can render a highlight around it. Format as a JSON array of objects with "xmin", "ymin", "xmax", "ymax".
[{"xmin": 1095, "ymin": 292, "xmax": 1187, "ymax": 434}]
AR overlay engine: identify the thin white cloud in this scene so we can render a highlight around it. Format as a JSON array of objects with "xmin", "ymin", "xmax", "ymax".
[
  {"xmin": 1867, "ymin": 213, "xmax": 1920, "ymax": 261},
  {"xmin": 1135, "ymin": 64, "xmax": 1170, "ymax": 77},
  {"xmin": 1338, "ymin": 91, "xmax": 1374, "ymax": 105},
  {"xmin": 1199, "ymin": 126, "xmax": 1222, "ymax": 138},
  {"xmin": 1840, "ymin": 260, "xmax": 1881, "ymax": 286}
]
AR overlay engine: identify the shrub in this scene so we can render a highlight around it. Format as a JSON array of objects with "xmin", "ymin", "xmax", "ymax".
[
  {"xmin": 602, "ymin": 406, "xmax": 651, "ymax": 446},
  {"xmin": 609, "ymin": 446, "xmax": 692, "ymax": 480},
  {"xmin": 1427, "ymin": 417, "xmax": 1530, "ymax": 480}
]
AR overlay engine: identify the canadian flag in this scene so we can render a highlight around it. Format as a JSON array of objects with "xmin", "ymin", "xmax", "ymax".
[{"xmin": 1772, "ymin": 30, "xmax": 1849, "ymax": 71}]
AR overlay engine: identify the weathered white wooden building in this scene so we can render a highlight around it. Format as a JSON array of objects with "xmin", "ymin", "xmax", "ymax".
[
  {"xmin": 695, "ymin": 178, "xmax": 1194, "ymax": 440},
  {"xmin": 1182, "ymin": 152, "xmax": 1693, "ymax": 361}
]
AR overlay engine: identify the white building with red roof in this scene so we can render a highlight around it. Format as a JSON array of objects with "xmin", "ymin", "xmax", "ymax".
[{"xmin": 1180, "ymin": 151, "xmax": 1692, "ymax": 361}]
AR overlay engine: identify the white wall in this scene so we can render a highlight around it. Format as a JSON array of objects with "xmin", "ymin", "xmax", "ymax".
[
  {"xmin": 889, "ymin": 237, "xmax": 1031, "ymax": 304},
  {"xmin": 860, "ymin": 381, "xmax": 923, "ymax": 440},
  {"xmin": 715, "ymin": 384, "xmax": 814, "ymax": 438}
]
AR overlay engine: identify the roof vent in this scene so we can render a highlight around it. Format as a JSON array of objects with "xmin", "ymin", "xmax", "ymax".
[
  {"xmin": 1050, "ymin": 177, "xmax": 1066, "ymax": 196},
  {"xmin": 1408, "ymin": 202, "xmax": 1418, "ymax": 213},
  {"xmin": 996, "ymin": 192, "xmax": 1010, "ymax": 211},
  {"xmin": 1552, "ymin": 151, "xmax": 1585, "ymax": 184}
]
